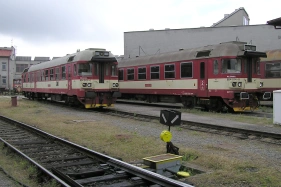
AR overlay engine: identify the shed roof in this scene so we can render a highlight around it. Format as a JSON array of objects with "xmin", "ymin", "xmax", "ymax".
[
  {"xmin": 0, "ymin": 49, "xmax": 12, "ymax": 57},
  {"xmin": 212, "ymin": 7, "xmax": 248, "ymax": 27},
  {"xmin": 267, "ymin": 17, "xmax": 281, "ymax": 29},
  {"xmin": 16, "ymin": 56, "xmax": 32, "ymax": 61},
  {"xmin": 34, "ymin": 57, "xmax": 50, "ymax": 61}
]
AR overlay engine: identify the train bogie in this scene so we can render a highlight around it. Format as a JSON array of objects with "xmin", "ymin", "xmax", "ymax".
[
  {"xmin": 22, "ymin": 48, "xmax": 120, "ymax": 108},
  {"xmin": 118, "ymin": 41, "xmax": 267, "ymax": 112}
]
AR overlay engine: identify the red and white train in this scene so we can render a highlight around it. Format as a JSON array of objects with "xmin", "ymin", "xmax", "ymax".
[
  {"xmin": 22, "ymin": 48, "xmax": 120, "ymax": 108},
  {"xmin": 260, "ymin": 49, "xmax": 281, "ymax": 100},
  {"xmin": 118, "ymin": 41, "xmax": 269, "ymax": 112}
]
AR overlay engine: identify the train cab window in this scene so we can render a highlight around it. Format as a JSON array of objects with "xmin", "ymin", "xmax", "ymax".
[
  {"xmin": 138, "ymin": 67, "xmax": 146, "ymax": 80},
  {"xmin": 55, "ymin": 67, "xmax": 60, "ymax": 80},
  {"xmin": 265, "ymin": 62, "xmax": 281, "ymax": 78},
  {"xmin": 253, "ymin": 58, "xmax": 260, "ymax": 74},
  {"xmin": 45, "ymin": 69, "xmax": 49, "ymax": 81},
  {"xmin": 118, "ymin": 69, "xmax": 124, "ymax": 80},
  {"xmin": 68, "ymin": 66, "xmax": 71, "ymax": 78},
  {"xmin": 127, "ymin": 68, "xmax": 134, "ymax": 80},
  {"xmin": 213, "ymin": 60, "xmax": 219, "ymax": 75},
  {"xmin": 94, "ymin": 63, "xmax": 99, "ymax": 76},
  {"xmin": 78, "ymin": 63, "xmax": 92, "ymax": 76},
  {"xmin": 111, "ymin": 64, "xmax": 117, "ymax": 76},
  {"xmin": 165, "ymin": 64, "xmax": 175, "ymax": 79},
  {"xmin": 181, "ymin": 62, "xmax": 193, "ymax": 78},
  {"xmin": 62, "ymin": 66, "xmax": 66, "ymax": 80},
  {"xmin": 222, "ymin": 59, "xmax": 241, "ymax": 73},
  {"xmin": 151, "ymin": 66, "xmax": 159, "ymax": 79},
  {"xmin": 50, "ymin": 69, "xmax": 54, "ymax": 80}
]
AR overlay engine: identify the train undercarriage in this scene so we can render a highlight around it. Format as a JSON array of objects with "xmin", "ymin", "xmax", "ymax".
[
  {"xmin": 120, "ymin": 93, "xmax": 259, "ymax": 112},
  {"xmin": 22, "ymin": 91, "xmax": 117, "ymax": 108}
]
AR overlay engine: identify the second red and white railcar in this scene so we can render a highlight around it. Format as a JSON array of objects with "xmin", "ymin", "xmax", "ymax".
[
  {"xmin": 260, "ymin": 49, "xmax": 281, "ymax": 100},
  {"xmin": 118, "ymin": 41, "xmax": 268, "ymax": 112},
  {"xmin": 22, "ymin": 48, "xmax": 120, "ymax": 108}
]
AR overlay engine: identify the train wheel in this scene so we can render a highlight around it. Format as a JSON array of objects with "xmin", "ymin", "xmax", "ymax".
[
  {"xmin": 182, "ymin": 97, "xmax": 194, "ymax": 109},
  {"xmin": 210, "ymin": 99, "xmax": 223, "ymax": 112}
]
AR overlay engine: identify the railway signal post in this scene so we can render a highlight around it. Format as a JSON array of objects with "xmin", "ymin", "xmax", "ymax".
[{"xmin": 160, "ymin": 110, "xmax": 181, "ymax": 155}]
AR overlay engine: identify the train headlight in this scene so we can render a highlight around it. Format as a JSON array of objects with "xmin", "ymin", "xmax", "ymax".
[
  {"xmin": 232, "ymin": 82, "xmax": 237, "ymax": 87},
  {"xmin": 87, "ymin": 83, "xmax": 92, "ymax": 87},
  {"xmin": 82, "ymin": 83, "xmax": 87, "ymax": 87},
  {"xmin": 260, "ymin": 82, "xmax": 263, "ymax": 87},
  {"xmin": 238, "ymin": 82, "xmax": 242, "ymax": 87}
]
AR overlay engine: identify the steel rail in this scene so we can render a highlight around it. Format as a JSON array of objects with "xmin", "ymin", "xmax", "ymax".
[{"xmin": 0, "ymin": 115, "xmax": 193, "ymax": 187}]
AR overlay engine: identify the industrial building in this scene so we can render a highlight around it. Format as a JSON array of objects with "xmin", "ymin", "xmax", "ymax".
[{"xmin": 124, "ymin": 7, "xmax": 281, "ymax": 59}]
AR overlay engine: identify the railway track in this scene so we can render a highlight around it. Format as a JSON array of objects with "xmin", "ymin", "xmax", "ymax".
[
  {"xmin": 0, "ymin": 115, "xmax": 192, "ymax": 187},
  {"xmin": 20, "ymin": 97, "xmax": 279, "ymax": 145},
  {"xmin": 105, "ymin": 109, "xmax": 281, "ymax": 145}
]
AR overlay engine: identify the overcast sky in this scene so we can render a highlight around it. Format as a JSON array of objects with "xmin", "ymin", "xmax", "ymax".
[{"xmin": 0, "ymin": 0, "xmax": 280, "ymax": 59}]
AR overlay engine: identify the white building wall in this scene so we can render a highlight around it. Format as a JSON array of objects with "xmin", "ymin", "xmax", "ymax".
[{"xmin": 124, "ymin": 24, "xmax": 281, "ymax": 59}]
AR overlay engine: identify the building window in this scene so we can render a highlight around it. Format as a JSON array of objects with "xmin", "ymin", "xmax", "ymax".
[
  {"xmin": 151, "ymin": 66, "xmax": 159, "ymax": 79},
  {"xmin": 181, "ymin": 62, "xmax": 193, "ymax": 78},
  {"xmin": 55, "ymin": 67, "xmax": 60, "ymax": 80},
  {"xmin": 2, "ymin": 62, "xmax": 6, "ymax": 71},
  {"xmin": 165, "ymin": 64, "xmax": 175, "ymax": 79},
  {"xmin": 16, "ymin": 64, "xmax": 28, "ymax": 73},
  {"xmin": 138, "ymin": 67, "xmax": 146, "ymax": 80},
  {"xmin": 127, "ymin": 68, "xmax": 134, "ymax": 80},
  {"xmin": 243, "ymin": 16, "xmax": 249, "ymax": 25},
  {"xmin": 118, "ymin": 69, "xmax": 124, "ymax": 80},
  {"xmin": 2, "ymin": 76, "xmax": 6, "ymax": 84},
  {"xmin": 213, "ymin": 60, "xmax": 219, "ymax": 75}
]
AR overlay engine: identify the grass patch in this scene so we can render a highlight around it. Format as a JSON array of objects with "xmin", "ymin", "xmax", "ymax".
[
  {"xmin": 0, "ymin": 143, "xmax": 59, "ymax": 187},
  {"xmin": 1, "ymin": 97, "xmax": 281, "ymax": 186}
]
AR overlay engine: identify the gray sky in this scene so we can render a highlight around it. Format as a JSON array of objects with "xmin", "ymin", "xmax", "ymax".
[{"xmin": 0, "ymin": 0, "xmax": 280, "ymax": 58}]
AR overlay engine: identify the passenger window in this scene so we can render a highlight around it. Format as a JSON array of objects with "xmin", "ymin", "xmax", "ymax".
[
  {"xmin": 127, "ymin": 68, "xmax": 134, "ymax": 80},
  {"xmin": 45, "ymin": 70, "xmax": 49, "ymax": 81},
  {"xmin": 62, "ymin": 66, "xmax": 66, "ymax": 80},
  {"xmin": 165, "ymin": 64, "xmax": 175, "ymax": 79},
  {"xmin": 55, "ymin": 67, "xmax": 59, "ymax": 80},
  {"xmin": 213, "ymin": 60, "xmax": 219, "ymax": 75},
  {"xmin": 151, "ymin": 66, "xmax": 159, "ymax": 79},
  {"xmin": 181, "ymin": 62, "xmax": 193, "ymax": 78},
  {"xmin": 138, "ymin": 67, "xmax": 146, "ymax": 80},
  {"xmin": 111, "ymin": 64, "xmax": 117, "ymax": 76}
]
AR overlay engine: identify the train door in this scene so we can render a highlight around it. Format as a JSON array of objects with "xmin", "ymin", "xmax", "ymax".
[
  {"xmin": 94, "ymin": 62, "xmax": 105, "ymax": 83},
  {"xmin": 197, "ymin": 61, "xmax": 208, "ymax": 97},
  {"xmin": 99, "ymin": 63, "xmax": 105, "ymax": 83},
  {"xmin": 67, "ymin": 64, "xmax": 72, "ymax": 93}
]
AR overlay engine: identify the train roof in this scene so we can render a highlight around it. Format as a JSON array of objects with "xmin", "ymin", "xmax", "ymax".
[
  {"xmin": 260, "ymin": 49, "xmax": 281, "ymax": 62},
  {"xmin": 28, "ymin": 48, "xmax": 115, "ymax": 72},
  {"xmin": 118, "ymin": 41, "xmax": 264, "ymax": 68}
]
